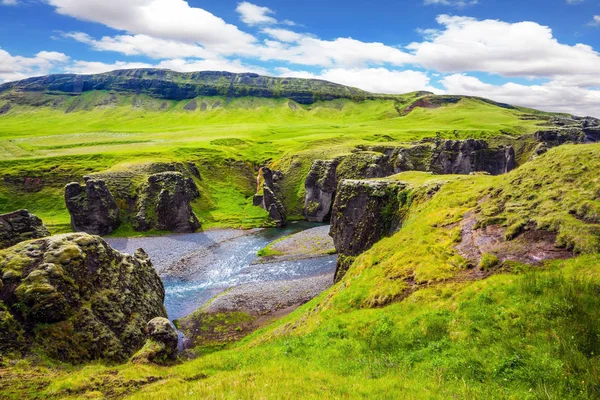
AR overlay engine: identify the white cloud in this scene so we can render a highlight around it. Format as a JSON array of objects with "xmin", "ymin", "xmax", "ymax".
[
  {"xmin": 155, "ymin": 58, "xmax": 268, "ymax": 74},
  {"xmin": 0, "ymin": 48, "xmax": 69, "ymax": 82},
  {"xmin": 424, "ymin": 0, "xmax": 478, "ymax": 8},
  {"xmin": 566, "ymin": 0, "xmax": 585, "ymax": 4},
  {"xmin": 66, "ymin": 58, "xmax": 267, "ymax": 76},
  {"xmin": 589, "ymin": 15, "xmax": 600, "ymax": 26},
  {"xmin": 408, "ymin": 15, "xmax": 600, "ymax": 85},
  {"xmin": 278, "ymin": 67, "xmax": 439, "ymax": 94},
  {"xmin": 261, "ymin": 28, "xmax": 305, "ymax": 43},
  {"xmin": 46, "ymin": 0, "xmax": 256, "ymax": 51},
  {"xmin": 1, "ymin": 0, "xmax": 19, "ymax": 5},
  {"xmin": 441, "ymin": 74, "xmax": 600, "ymax": 117},
  {"xmin": 66, "ymin": 60, "xmax": 154, "ymax": 75},
  {"xmin": 258, "ymin": 36, "xmax": 414, "ymax": 68},
  {"xmin": 65, "ymin": 32, "xmax": 211, "ymax": 59},
  {"xmin": 236, "ymin": 2, "xmax": 276, "ymax": 26}
]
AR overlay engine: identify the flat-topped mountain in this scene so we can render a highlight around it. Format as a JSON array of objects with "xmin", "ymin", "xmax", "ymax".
[{"xmin": 0, "ymin": 68, "xmax": 376, "ymax": 105}]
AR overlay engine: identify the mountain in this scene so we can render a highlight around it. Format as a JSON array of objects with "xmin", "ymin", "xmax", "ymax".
[{"xmin": 0, "ymin": 68, "xmax": 375, "ymax": 105}]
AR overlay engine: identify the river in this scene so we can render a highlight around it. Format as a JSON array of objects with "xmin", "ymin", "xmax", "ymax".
[{"xmin": 107, "ymin": 222, "xmax": 337, "ymax": 320}]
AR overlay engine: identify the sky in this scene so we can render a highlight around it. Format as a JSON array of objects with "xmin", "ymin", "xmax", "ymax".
[{"xmin": 0, "ymin": 0, "xmax": 599, "ymax": 116}]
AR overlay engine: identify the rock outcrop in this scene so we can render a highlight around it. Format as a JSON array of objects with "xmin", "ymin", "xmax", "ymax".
[
  {"xmin": 0, "ymin": 210, "xmax": 50, "ymax": 250},
  {"xmin": 132, "ymin": 317, "xmax": 178, "ymax": 364},
  {"xmin": 135, "ymin": 172, "xmax": 201, "ymax": 233},
  {"xmin": 330, "ymin": 180, "xmax": 411, "ymax": 282},
  {"xmin": 429, "ymin": 139, "xmax": 516, "ymax": 175},
  {"xmin": 304, "ymin": 140, "xmax": 515, "ymax": 224},
  {"xmin": 65, "ymin": 178, "xmax": 120, "ymax": 235},
  {"xmin": 0, "ymin": 233, "xmax": 167, "ymax": 362},
  {"xmin": 254, "ymin": 167, "xmax": 286, "ymax": 227},
  {"xmin": 303, "ymin": 160, "xmax": 339, "ymax": 222}
]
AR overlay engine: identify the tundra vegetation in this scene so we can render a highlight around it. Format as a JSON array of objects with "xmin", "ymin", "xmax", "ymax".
[{"xmin": 0, "ymin": 70, "xmax": 599, "ymax": 399}]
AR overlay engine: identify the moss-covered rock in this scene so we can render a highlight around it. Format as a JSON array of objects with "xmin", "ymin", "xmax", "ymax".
[
  {"xmin": 131, "ymin": 317, "xmax": 178, "ymax": 364},
  {"xmin": 0, "ymin": 209, "xmax": 50, "ymax": 250},
  {"xmin": 0, "ymin": 233, "xmax": 167, "ymax": 363},
  {"xmin": 134, "ymin": 172, "xmax": 201, "ymax": 233},
  {"xmin": 65, "ymin": 178, "xmax": 120, "ymax": 235}
]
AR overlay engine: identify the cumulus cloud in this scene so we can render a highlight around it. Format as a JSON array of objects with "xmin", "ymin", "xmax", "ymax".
[
  {"xmin": 46, "ymin": 0, "xmax": 255, "ymax": 52},
  {"xmin": 589, "ymin": 15, "xmax": 600, "ymax": 26},
  {"xmin": 278, "ymin": 67, "xmax": 439, "ymax": 94},
  {"xmin": 236, "ymin": 2, "xmax": 276, "ymax": 26},
  {"xmin": 64, "ymin": 32, "xmax": 211, "ymax": 59},
  {"xmin": 258, "ymin": 36, "xmax": 414, "ymax": 68},
  {"xmin": 408, "ymin": 15, "xmax": 600, "ymax": 83},
  {"xmin": 441, "ymin": 74, "xmax": 600, "ymax": 117},
  {"xmin": 66, "ymin": 58, "xmax": 267, "ymax": 76},
  {"xmin": 0, "ymin": 48, "xmax": 69, "ymax": 82}
]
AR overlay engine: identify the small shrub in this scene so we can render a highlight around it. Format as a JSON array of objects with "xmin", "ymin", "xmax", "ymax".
[{"xmin": 479, "ymin": 253, "xmax": 500, "ymax": 271}]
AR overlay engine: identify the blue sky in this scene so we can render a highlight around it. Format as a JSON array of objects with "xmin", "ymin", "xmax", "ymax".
[{"xmin": 1, "ymin": 0, "xmax": 599, "ymax": 116}]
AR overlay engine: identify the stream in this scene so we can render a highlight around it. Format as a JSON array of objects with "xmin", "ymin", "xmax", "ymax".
[{"xmin": 107, "ymin": 222, "xmax": 337, "ymax": 320}]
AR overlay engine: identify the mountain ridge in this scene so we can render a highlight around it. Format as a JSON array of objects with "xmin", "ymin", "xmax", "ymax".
[{"xmin": 0, "ymin": 68, "xmax": 379, "ymax": 105}]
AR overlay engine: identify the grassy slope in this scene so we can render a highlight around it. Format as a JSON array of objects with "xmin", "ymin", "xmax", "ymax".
[
  {"xmin": 0, "ymin": 92, "xmax": 546, "ymax": 232},
  {"xmin": 3, "ymin": 144, "xmax": 599, "ymax": 399}
]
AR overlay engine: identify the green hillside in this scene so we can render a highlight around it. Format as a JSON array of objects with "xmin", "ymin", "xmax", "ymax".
[
  {"xmin": 0, "ymin": 85, "xmax": 554, "ymax": 233},
  {"xmin": 2, "ymin": 143, "xmax": 599, "ymax": 399}
]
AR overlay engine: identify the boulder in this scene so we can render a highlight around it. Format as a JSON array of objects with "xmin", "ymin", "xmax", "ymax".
[
  {"xmin": 303, "ymin": 160, "xmax": 339, "ymax": 222},
  {"xmin": 0, "ymin": 210, "xmax": 50, "ymax": 250},
  {"xmin": 0, "ymin": 233, "xmax": 167, "ymax": 362},
  {"xmin": 255, "ymin": 168, "xmax": 286, "ymax": 227},
  {"xmin": 330, "ymin": 180, "xmax": 410, "ymax": 282},
  {"xmin": 65, "ymin": 178, "xmax": 120, "ymax": 235},
  {"xmin": 132, "ymin": 317, "xmax": 178, "ymax": 364},
  {"xmin": 135, "ymin": 172, "xmax": 201, "ymax": 233}
]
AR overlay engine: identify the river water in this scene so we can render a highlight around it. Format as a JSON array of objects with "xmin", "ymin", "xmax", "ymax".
[{"xmin": 107, "ymin": 222, "xmax": 337, "ymax": 320}]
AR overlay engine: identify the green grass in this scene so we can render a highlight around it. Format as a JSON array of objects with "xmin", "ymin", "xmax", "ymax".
[
  {"xmin": 2, "ymin": 144, "xmax": 600, "ymax": 399},
  {"xmin": 0, "ymin": 93, "xmax": 549, "ymax": 231}
]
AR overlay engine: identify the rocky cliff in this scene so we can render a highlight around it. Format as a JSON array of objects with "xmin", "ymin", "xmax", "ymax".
[
  {"xmin": 65, "ymin": 178, "xmax": 120, "ymax": 235},
  {"xmin": 0, "ymin": 233, "xmax": 167, "ymax": 362},
  {"xmin": 330, "ymin": 180, "xmax": 413, "ymax": 281},
  {"xmin": 303, "ymin": 160, "xmax": 339, "ymax": 222},
  {"xmin": 254, "ymin": 167, "xmax": 286, "ymax": 227},
  {"xmin": 0, "ymin": 210, "xmax": 50, "ymax": 250},
  {"xmin": 303, "ymin": 139, "xmax": 516, "ymax": 223}
]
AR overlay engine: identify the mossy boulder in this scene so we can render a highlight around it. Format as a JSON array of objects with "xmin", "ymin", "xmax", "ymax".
[
  {"xmin": 65, "ymin": 178, "xmax": 120, "ymax": 235},
  {"xmin": 0, "ymin": 210, "xmax": 50, "ymax": 250},
  {"xmin": 134, "ymin": 172, "xmax": 201, "ymax": 233},
  {"xmin": 131, "ymin": 317, "xmax": 178, "ymax": 364},
  {"xmin": 0, "ymin": 233, "xmax": 167, "ymax": 363}
]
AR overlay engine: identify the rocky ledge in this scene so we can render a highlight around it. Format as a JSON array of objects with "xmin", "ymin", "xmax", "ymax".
[
  {"xmin": 0, "ymin": 210, "xmax": 50, "ymax": 250},
  {"xmin": 0, "ymin": 233, "xmax": 167, "ymax": 363}
]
